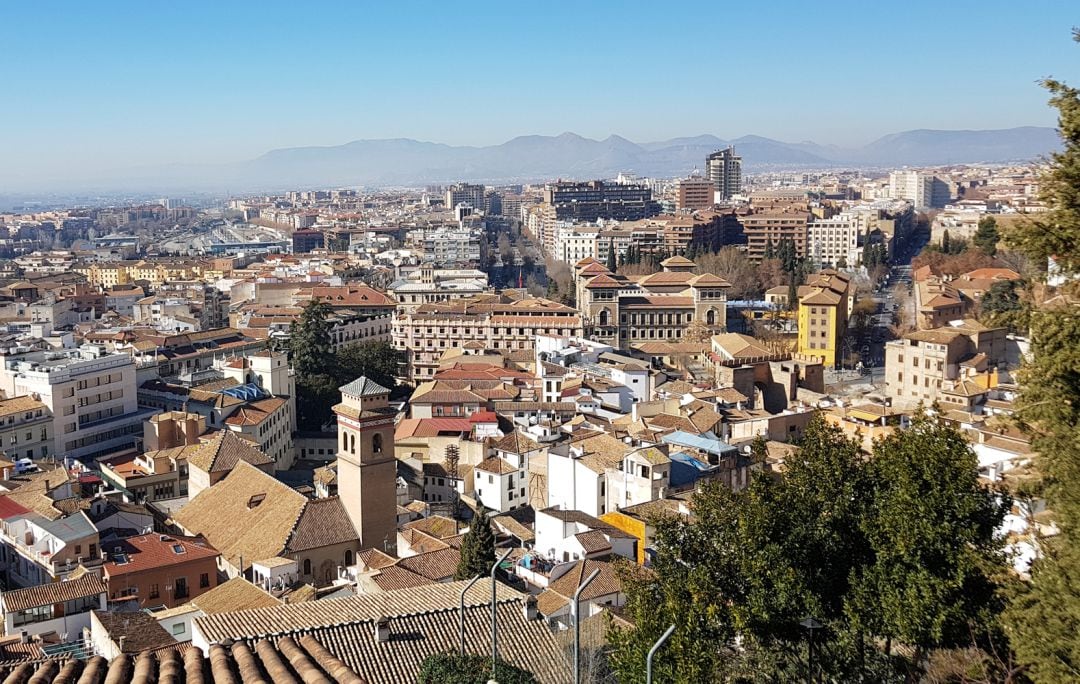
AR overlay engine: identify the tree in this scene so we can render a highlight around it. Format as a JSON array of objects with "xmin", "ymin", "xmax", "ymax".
[
  {"xmin": 693, "ymin": 246, "xmax": 759, "ymax": 299},
  {"xmin": 848, "ymin": 413, "xmax": 1009, "ymax": 664},
  {"xmin": 417, "ymin": 653, "xmax": 538, "ymax": 684},
  {"xmin": 974, "ymin": 215, "xmax": 1001, "ymax": 256},
  {"xmin": 455, "ymin": 506, "xmax": 495, "ymax": 580},
  {"xmin": 1003, "ymin": 31, "xmax": 1080, "ymax": 681},
  {"xmin": 942, "ymin": 229, "xmax": 953, "ymax": 255},
  {"xmin": 606, "ymin": 244, "xmax": 618, "ymax": 271},
  {"xmin": 609, "ymin": 415, "xmax": 884, "ymax": 682},
  {"xmin": 337, "ymin": 340, "xmax": 400, "ymax": 391},
  {"xmin": 979, "ymin": 279, "xmax": 1030, "ymax": 333},
  {"xmin": 290, "ymin": 299, "xmax": 334, "ymax": 377}
]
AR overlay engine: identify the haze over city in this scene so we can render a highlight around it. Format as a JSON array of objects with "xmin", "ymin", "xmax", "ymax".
[{"xmin": 1, "ymin": 0, "xmax": 1078, "ymax": 191}]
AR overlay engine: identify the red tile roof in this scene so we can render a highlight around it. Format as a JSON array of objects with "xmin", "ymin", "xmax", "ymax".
[{"xmin": 103, "ymin": 534, "xmax": 220, "ymax": 578}]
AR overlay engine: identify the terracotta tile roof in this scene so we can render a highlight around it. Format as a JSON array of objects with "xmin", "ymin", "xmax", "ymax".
[
  {"xmin": 103, "ymin": 534, "xmax": 219, "ymax": 578},
  {"xmin": 538, "ymin": 559, "xmax": 623, "ymax": 616},
  {"xmin": 92, "ymin": 610, "xmax": 177, "ymax": 654},
  {"xmin": 394, "ymin": 547, "xmax": 461, "ymax": 581},
  {"xmin": 574, "ymin": 530, "xmax": 613, "ymax": 554},
  {"xmin": 0, "ymin": 634, "xmax": 363, "ymax": 683},
  {"xmin": 474, "ymin": 456, "xmax": 517, "ymax": 475},
  {"xmin": 187, "ymin": 580, "xmax": 571, "ymax": 683},
  {"xmin": 187, "ymin": 430, "xmax": 273, "ymax": 474},
  {"xmin": 0, "ymin": 396, "xmax": 47, "ymax": 418},
  {"xmin": 286, "ymin": 497, "xmax": 359, "ymax": 553},
  {"xmin": 195, "ymin": 579, "xmax": 521, "ymax": 643},
  {"xmin": 369, "ymin": 564, "xmax": 433, "ymax": 591},
  {"xmin": 402, "ymin": 515, "xmax": 459, "ymax": 540},
  {"xmin": 190, "ymin": 577, "xmax": 281, "ymax": 615},
  {"xmin": 1, "ymin": 574, "xmax": 106, "ymax": 612},
  {"xmin": 172, "ymin": 462, "xmax": 307, "ymax": 568},
  {"xmin": 357, "ymin": 548, "xmax": 397, "ymax": 571},
  {"xmin": 688, "ymin": 273, "xmax": 732, "ymax": 287}
]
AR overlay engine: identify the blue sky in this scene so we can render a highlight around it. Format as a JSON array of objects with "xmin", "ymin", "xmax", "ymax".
[{"xmin": 1, "ymin": 1, "xmax": 1078, "ymax": 182}]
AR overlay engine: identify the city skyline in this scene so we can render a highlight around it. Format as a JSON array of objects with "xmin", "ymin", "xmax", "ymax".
[{"xmin": 1, "ymin": 1, "xmax": 1078, "ymax": 189}]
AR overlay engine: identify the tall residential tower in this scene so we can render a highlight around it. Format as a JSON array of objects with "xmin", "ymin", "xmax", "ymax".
[{"xmin": 706, "ymin": 147, "xmax": 742, "ymax": 200}]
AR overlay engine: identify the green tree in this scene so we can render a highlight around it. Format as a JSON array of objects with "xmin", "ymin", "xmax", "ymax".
[
  {"xmin": 848, "ymin": 413, "xmax": 1009, "ymax": 663},
  {"xmin": 290, "ymin": 299, "xmax": 340, "ymax": 431},
  {"xmin": 979, "ymin": 279, "xmax": 1030, "ymax": 333},
  {"xmin": 974, "ymin": 215, "xmax": 1001, "ymax": 256},
  {"xmin": 338, "ymin": 340, "xmax": 400, "ymax": 391},
  {"xmin": 1003, "ymin": 31, "xmax": 1080, "ymax": 681},
  {"xmin": 417, "ymin": 653, "xmax": 537, "ymax": 684},
  {"xmin": 942, "ymin": 229, "xmax": 952, "ymax": 254},
  {"xmin": 455, "ymin": 506, "xmax": 495, "ymax": 580},
  {"xmin": 609, "ymin": 415, "xmax": 883, "ymax": 682},
  {"xmin": 606, "ymin": 244, "xmax": 618, "ymax": 271},
  {"xmin": 290, "ymin": 299, "xmax": 334, "ymax": 377}
]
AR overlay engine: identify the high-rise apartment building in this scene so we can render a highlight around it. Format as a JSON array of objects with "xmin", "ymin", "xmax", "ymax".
[
  {"xmin": 888, "ymin": 171, "xmax": 951, "ymax": 209},
  {"xmin": 445, "ymin": 183, "xmax": 486, "ymax": 212},
  {"xmin": 706, "ymin": 147, "xmax": 742, "ymax": 200}
]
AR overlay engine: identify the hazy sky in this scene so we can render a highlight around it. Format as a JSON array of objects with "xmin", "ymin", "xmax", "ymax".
[{"xmin": 1, "ymin": 0, "xmax": 1078, "ymax": 185}]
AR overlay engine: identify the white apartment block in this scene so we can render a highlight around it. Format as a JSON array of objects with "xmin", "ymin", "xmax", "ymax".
[
  {"xmin": 0, "ymin": 345, "xmax": 153, "ymax": 462},
  {"xmin": 889, "ymin": 171, "xmax": 933, "ymax": 208},
  {"xmin": 554, "ymin": 224, "xmax": 599, "ymax": 265},
  {"xmin": 807, "ymin": 214, "xmax": 860, "ymax": 269}
]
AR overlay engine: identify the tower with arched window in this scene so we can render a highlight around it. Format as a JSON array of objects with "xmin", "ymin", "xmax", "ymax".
[{"xmin": 334, "ymin": 376, "xmax": 398, "ymax": 555}]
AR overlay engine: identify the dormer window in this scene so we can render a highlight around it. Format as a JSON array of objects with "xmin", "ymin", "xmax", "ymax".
[{"xmin": 247, "ymin": 493, "xmax": 266, "ymax": 509}]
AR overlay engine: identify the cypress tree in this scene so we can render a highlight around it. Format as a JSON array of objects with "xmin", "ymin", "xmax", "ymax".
[
  {"xmin": 291, "ymin": 298, "xmax": 334, "ymax": 377},
  {"xmin": 455, "ymin": 505, "xmax": 496, "ymax": 580}
]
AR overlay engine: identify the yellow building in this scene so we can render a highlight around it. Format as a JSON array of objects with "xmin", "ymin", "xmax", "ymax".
[
  {"xmin": 73, "ymin": 262, "xmax": 131, "ymax": 288},
  {"xmin": 796, "ymin": 270, "xmax": 851, "ymax": 368},
  {"xmin": 601, "ymin": 498, "xmax": 691, "ymax": 565}
]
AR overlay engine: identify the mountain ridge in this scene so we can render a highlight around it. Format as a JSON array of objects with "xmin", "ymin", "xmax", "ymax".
[{"xmin": 0, "ymin": 127, "xmax": 1059, "ymax": 194}]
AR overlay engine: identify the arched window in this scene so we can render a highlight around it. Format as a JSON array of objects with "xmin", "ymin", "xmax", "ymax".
[
  {"xmin": 598, "ymin": 309, "xmax": 610, "ymax": 326},
  {"xmin": 345, "ymin": 550, "xmax": 354, "ymax": 567},
  {"xmin": 342, "ymin": 431, "xmax": 348, "ymax": 451},
  {"xmin": 372, "ymin": 433, "xmax": 383, "ymax": 454},
  {"xmin": 303, "ymin": 558, "xmax": 312, "ymax": 575},
  {"xmin": 350, "ymin": 434, "xmax": 356, "ymax": 454},
  {"xmin": 707, "ymin": 309, "xmax": 716, "ymax": 325}
]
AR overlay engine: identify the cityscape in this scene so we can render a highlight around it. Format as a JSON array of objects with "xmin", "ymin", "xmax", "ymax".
[{"xmin": 0, "ymin": 3, "xmax": 1078, "ymax": 683}]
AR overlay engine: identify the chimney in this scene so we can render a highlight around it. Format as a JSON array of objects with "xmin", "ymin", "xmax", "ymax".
[
  {"xmin": 523, "ymin": 595, "xmax": 539, "ymax": 621},
  {"xmin": 374, "ymin": 616, "xmax": 390, "ymax": 643},
  {"xmin": 118, "ymin": 636, "xmax": 126, "ymax": 652}
]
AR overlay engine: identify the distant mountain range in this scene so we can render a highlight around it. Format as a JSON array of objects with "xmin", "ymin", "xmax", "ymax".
[{"xmin": 3, "ymin": 127, "xmax": 1061, "ymax": 194}]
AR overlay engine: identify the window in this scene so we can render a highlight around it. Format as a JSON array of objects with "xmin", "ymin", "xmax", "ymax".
[
  {"xmin": 174, "ymin": 577, "xmax": 188, "ymax": 599},
  {"xmin": 344, "ymin": 550, "xmax": 354, "ymax": 566},
  {"xmin": 372, "ymin": 433, "xmax": 383, "ymax": 454},
  {"xmin": 172, "ymin": 623, "xmax": 186, "ymax": 636},
  {"xmin": 303, "ymin": 559, "xmax": 312, "ymax": 575},
  {"xmin": 150, "ymin": 584, "xmax": 160, "ymax": 599},
  {"xmin": 200, "ymin": 573, "xmax": 210, "ymax": 588}
]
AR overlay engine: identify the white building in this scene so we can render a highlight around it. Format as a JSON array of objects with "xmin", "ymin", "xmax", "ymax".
[
  {"xmin": 0, "ymin": 345, "xmax": 154, "ymax": 462},
  {"xmin": 545, "ymin": 434, "xmax": 671, "ymax": 518},
  {"xmin": 472, "ymin": 447, "xmax": 528, "ymax": 513},
  {"xmin": 807, "ymin": 213, "xmax": 861, "ymax": 269},
  {"xmin": 553, "ymin": 224, "xmax": 600, "ymax": 265}
]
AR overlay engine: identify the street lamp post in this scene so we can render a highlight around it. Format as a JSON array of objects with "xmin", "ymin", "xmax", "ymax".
[
  {"xmin": 490, "ymin": 548, "xmax": 512, "ymax": 682},
  {"xmin": 572, "ymin": 568, "xmax": 602, "ymax": 684},
  {"xmin": 646, "ymin": 624, "xmax": 676, "ymax": 684},
  {"xmin": 459, "ymin": 574, "xmax": 482, "ymax": 656},
  {"xmin": 800, "ymin": 617, "xmax": 823, "ymax": 684}
]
